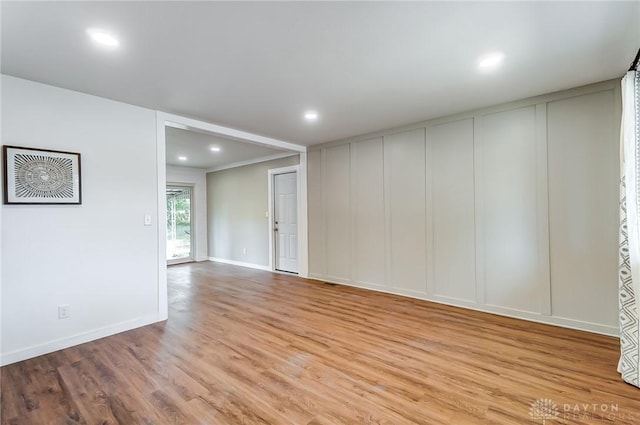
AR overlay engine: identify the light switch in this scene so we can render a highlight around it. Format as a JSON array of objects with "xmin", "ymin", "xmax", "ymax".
[{"xmin": 144, "ymin": 214, "xmax": 152, "ymax": 226}]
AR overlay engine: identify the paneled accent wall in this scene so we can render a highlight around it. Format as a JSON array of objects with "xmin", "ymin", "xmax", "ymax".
[{"xmin": 307, "ymin": 80, "xmax": 621, "ymax": 336}]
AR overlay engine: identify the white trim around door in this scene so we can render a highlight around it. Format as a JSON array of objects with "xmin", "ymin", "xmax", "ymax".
[{"xmin": 268, "ymin": 163, "xmax": 309, "ymax": 277}]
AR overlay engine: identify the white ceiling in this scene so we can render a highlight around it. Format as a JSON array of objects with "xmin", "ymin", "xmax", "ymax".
[
  {"xmin": 2, "ymin": 2, "xmax": 639, "ymax": 146},
  {"xmin": 165, "ymin": 126, "xmax": 291, "ymax": 170}
]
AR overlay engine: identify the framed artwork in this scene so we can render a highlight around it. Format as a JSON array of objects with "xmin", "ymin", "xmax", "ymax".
[{"xmin": 3, "ymin": 145, "xmax": 82, "ymax": 205}]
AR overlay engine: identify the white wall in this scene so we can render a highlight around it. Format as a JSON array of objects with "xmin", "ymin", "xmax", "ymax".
[
  {"xmin": 428, "ymin": 119, "xmax": 475, "ymax": 302},
  {"xmin": 325, "ymin": 144, "xmax": 351, "ymax": 281},
  {"xmin": 1, "ymin": 75, "xmax": 161, "ymax": 365},
  {"xmin": 481, "ymin": 106, "xmax": 541, "ymax": 313},
  {"xmin": 352, "ymin": 138, "xmax": 385, "ymax": 287},
  {"xmin": 308, "ymin": 80, "xmax": 621, "ymax": 336},
  {"xmin": 166, "ymin": 165, "xmax": 208, "ymax": 261},
  {"xmin": 207, "ymin": 155, "xmax": 300, "ymax": 268},
  {"xmin": 547, "ymin": 90, "xmax": 619, "ymax": 326}
]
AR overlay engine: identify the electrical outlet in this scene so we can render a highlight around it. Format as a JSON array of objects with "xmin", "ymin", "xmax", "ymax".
[
  {"xmin": 243, "ymin": 248, "xmax": 247, "ymax": 255},
  {"xmin": 58, "ymin": 304, "xmax": 70, "ymax": 319}
]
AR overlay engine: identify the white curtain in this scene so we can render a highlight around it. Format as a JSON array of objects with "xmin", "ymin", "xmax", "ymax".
[{"xmin": 619, "ymin": 70, "xmax": 640, "ymax": 388}]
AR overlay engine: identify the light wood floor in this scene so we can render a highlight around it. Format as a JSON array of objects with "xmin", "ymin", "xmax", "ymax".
[{"xmin": 1, "ymin": 262, "xmax": 639, "ymax": 424}]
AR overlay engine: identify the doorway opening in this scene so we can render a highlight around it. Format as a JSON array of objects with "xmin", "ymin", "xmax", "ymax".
[
  {"xmin": 156, "ymin": 111, "xmax": 308, "ymax": 321},
  {"xmin": 166, "ymin": 185, "xmax": 194, "ymax": 264}
]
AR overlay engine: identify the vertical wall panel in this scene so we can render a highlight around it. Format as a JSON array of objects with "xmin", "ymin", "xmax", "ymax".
[
  {"xmin": 385, "ymin": 129, "xmax": 427, "ymax": 293},
  {"xmin": 428, "ymin": 119, "xmax": 476, "ymax": 301},
  {"xmin": 535, "ymin": 104, "xmax": 552, "ymax": 315},
  {"xmin": 325, "ymin": 144, "xmax": 351, "ymax": 280},
  {"xmin": 352, "ymin": 138, "xmax": 386, "ymax": 287},
  {"xmin": 547, "ymin": 90, "xmax": 618, "ymax": 326},
  {"xmin": 481, "ymin": 106, "xmax": 540, "ymax": 313},
  {"xmin": 307, "ymin": 150, "xmax": 324, "ymax": 276}
]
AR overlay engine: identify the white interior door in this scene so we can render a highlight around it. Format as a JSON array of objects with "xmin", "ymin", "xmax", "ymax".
[{"xmin": 274, "ymin": 172, "xmax": 299, "ymax": 273}]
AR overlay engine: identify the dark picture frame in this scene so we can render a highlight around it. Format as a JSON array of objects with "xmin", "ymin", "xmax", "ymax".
[{"xmin": 3, "ymin": 145, "xmax": 82, "ymax": 205}]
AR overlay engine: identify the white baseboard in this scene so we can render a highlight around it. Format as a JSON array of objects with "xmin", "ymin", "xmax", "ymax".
[
  {"xmin": 0, "ymin": 314, "xmax": 161, "ymax": 366},
  {"xmin": 209, "ymin": 257, "xmax": 271, "ymax": 271},
  {"xmin": 306, "ymin": 275, "xmax": 620, "ymax": 337}
]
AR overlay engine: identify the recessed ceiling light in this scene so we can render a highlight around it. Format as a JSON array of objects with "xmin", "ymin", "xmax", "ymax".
[
  {"xmin": 178, "ymin": 156, "xmax": 187, "ymax": 161},
  {"xmin": 477, "ymin": 52, "xmax": 505, "ymax": 70},
  {"xmin": 87, "ymin": 28, "xmax": 119, "ymax": 47},
  {"xmin": 304, "ymin": 111, "xmax": 319, "ymax": 121},
  {"xmin": 210, "ymin": 147, "xmax": 221, "ymax": 152}
]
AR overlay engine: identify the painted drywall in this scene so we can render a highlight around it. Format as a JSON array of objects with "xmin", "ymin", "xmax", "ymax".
[
  {"xmin": 481, "ymin": 106, "xmax": 540, "ymax": 313},
  {"xmin": 308, "ymin": 80, "xmax": 621, "ymax": 336},
  {"xmin": 352, "ymin": 139, "xmax": 385, "ymax": 287},
  {"xmin": 428, "ymin": 119, "xmax": 475, "ymax": 302},
  {"xmin": 547, "ymin": 90, "xmax": 619, "ymax": 325},
  {"xmin": 1, "ymin": 75, "xmax": 160, "ymax": 365},
  {"xmin": 166, "ymin": 166, "xmax": 208, "ymax": 261},
  {"xmin": 207, "ymin": 155, "xmax": 299, "ymax": 267}
]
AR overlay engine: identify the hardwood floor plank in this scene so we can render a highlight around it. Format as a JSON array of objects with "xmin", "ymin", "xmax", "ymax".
[
  {"xmin": 2, "ymin": 261, "xmax": 639, "ymax": 425},
  {"xmin": 57, "ymin": 364, "xmax": 119, "ymax": 424}
]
